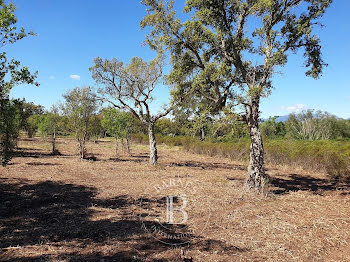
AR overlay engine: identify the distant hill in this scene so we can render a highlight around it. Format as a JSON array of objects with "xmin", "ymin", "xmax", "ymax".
[
  {"xmin": 263, "ymin": 114, "xmax": 350, "ymax": 123},
  {"xmin": 275, "ymin": 115, "xmax": 289, "ymax": 122},
  {"xmin": 261, "ymin": 115, "xmax": 290, "ymax": 123}
]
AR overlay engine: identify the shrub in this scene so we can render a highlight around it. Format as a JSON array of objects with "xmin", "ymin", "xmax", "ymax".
[{"xmin": 132, "ymin": 134, "xmax": 350, "ymax": 179}]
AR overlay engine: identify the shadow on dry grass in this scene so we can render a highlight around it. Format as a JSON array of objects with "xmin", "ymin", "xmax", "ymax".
[
  {"xmin": 270, "ymin": 174, "xmax": 350, "ymax": 195},
  {"xmin": 13, "ymin": 150, "xmax": 69, "ymax": 159},
  {"xmin": 0, "ymin": 178, "xmax": 245, "ymax": 261},
  {"xmin": 169, "ymin": 161, "xmax": 246, "ymax": 170}
]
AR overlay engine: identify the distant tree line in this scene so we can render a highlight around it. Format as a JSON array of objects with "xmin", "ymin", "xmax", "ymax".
[
  {"xmin": 12, "ymin": 100, "xmax": 350, "ymax": 144},
  {"xmin": 154, "ymin": 109, "xmax": 350, "ymax": 141}
]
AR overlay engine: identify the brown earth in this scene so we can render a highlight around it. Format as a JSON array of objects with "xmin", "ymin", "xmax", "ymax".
[{"xmin": 1, "ymin": 137, "xmax": 350, "ymax": 262}]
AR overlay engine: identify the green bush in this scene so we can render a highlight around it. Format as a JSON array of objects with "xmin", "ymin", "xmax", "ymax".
[{"xmin": 132, "ymin": 134, "xmax": 350, "ymax": 179}]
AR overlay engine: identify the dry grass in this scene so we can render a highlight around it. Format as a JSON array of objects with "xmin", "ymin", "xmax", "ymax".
[{"xmin": 1, "ymin": 137, "xmax": 350, "ymax": 261}]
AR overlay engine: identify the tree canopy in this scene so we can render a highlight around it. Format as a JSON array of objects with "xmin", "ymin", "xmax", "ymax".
[
  {"xmin": 0, "ymin": 0, "xmax": 39, "ymax": 165},
  {"xmin": 62, "ymin": 86, "xmax": 99, "ymax": 159},
  {"xmin": 141, "ymin": 0, "xmax": 332, "ymax": 191}
]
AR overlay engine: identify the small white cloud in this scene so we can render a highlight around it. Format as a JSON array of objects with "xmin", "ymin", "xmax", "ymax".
[
  {"xmin": 49, "ymin": 76, "xmax": 55, "ymax": 80},
  {"xmin": 282, "ymin": 104, "xmax": 308, "ymax": 113},
  {"xmin": 70, "ymin": 74, "xmax": 81, "ymax": 81}
]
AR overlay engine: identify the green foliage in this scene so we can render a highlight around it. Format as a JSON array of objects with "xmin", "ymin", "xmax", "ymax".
[
  {"xmin": 131, "ymin": 133, "xmax": 198, "ymax": 147},
  {"xmin": 0, "ymin": 99, "xmax": 21, "ymax": 166},
  {"xmin": 154, "ymin": 118, "xmax": 177, "ymax": 136},
  {"xmin": 26, "ymin": 114, "xmax": 41, "ymax": 137},
  {"xmin": 62, "ymin": 87, "xmax": 99, "ymax": 158},
  {"xmin": 209, "ymin": 107, "xmax": 248, "ymax": 140},
  {"xmin": 260, "ymin": 116, "xmax": 286, "ymax": 138},
  {"xmin": 141, "ymin": 0, "xmax": 332, "ymax": 111},
  {"xmin": 101, "ymin": 108, "xmax": 133, "ymax": 139},
  {"xmin": 63, "ymin": 87, "xmax": 98, "ymax": 131},
  {"xmin": 0, "ymin": 1, "xmax": 38, "ymax": 98},
  {"xmin": 17, "ymin": 100, "xmax": 44, "ymax": 137},
  {"xmin": 334, "ymin": 119, "xmax": 350, "ymax": 138},
  {"xmin": 38, "ymin": 106, "xmax": 60, "ymax": 138},
  {"xmin": 136, "ymin": 133, "xmax": 350, "ymax": 179},
  {"xmin": 141, "ymin": 0, "xmax": 332, "ymax": 182},
  {"xmin": 191, "ymin": 109, "xmax": 212, "ymax": 140},
  {"xmin": 88, "ymin": 114, "xmax": 103, "ymax": 142},
  {"xmin": 0, "ymin": 1, "xmax": 38, "ymax": 165},
  {"xmin": 264, "ymin": 139, "xmax": 350, "ymax": 179}
]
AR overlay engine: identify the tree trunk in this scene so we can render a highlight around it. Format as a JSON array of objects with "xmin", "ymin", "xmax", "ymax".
[
  {"xmin": 126, "ymin": 135, "xmax": 131, "ymax": 155},
  {"xmin": 148, "ymin": 122, "xmax": 158, "ymax": 165},
  {"xmin": 79, "ymin": 120, "xmax": 89, "ymax": 159},
  {"xmin": 27, "ymin": 130, "xmax": 34, "ymax": 138},
  {"xmin": 121, "ymin": 139, "xmax": 125, "ymax": 153},
  {"xmin": 52, "ymin": 127, "xmax": 56, "ymax": 154},
  {"xmin": 115, "ymin": 137, "xmax": 118, "ymax": 157},
  {"xmin": 246, "ymin": 97, "xmax": 267, "ymax": 192},
  {"xmin": 200, "ymin": 128, "xmax": 205, "ymax": 141},
  {"xmin": 79, "ymin": 139, "xmax": 86, "ymax": 159}
]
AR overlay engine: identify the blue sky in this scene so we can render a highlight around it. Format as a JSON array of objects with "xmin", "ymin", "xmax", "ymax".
[{"xmin": 6, "ymin": 0, "xmax": 350, "ymax": 118}]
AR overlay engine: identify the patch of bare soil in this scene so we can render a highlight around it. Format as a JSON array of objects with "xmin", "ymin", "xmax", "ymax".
[{"xmin": 1, "ymin": 137, "xmax": 350, "ymax": 261}]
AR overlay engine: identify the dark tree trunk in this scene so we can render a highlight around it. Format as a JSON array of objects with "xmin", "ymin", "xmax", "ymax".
[
  {"xmin": 79, "ymin": 139, "xmax": 86, "ymax": 159},
  {"xmin": 121, "ymin": 139, "xmax": 125, "ymax": 153},
  {"xmin": 126, "ymin": 135, "xmax": 131, "ymax": 155},
  {"xmin": 79, "ymin": 124, "xmax": 88, "ymax": 159},
  {"xmin": 246, "ymin": 97, "xmax": 267, "ymax": 192},
  {"xmin": 148, "ymin": 122, "xmax": 158, "ymax": 165},
  {"xmin": 115, "ymin": 137, "xmax": 118, "ymax": 156},
  {"xmin": 52, "ymin": 127, "xmax": 56, "ymax": 154},
  {"xmin": 27, "ymin": 130, "xmax": 34, "ymax": 138}
]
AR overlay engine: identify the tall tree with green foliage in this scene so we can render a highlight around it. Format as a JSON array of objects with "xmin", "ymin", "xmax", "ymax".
[
  {"xmin": 0, "ymin": 0, "xmax": 39, "ymax": 166},
  {"xmin": 88, "ymin": 114, "xmax": 103, "ymax": 143},
  {"xmin": 192, "ymin": 108, "xmax": 212, "ymax": 141},
  {"xmin": 154, "ymin": 118, "xmax": 176, "ymax": 136},
  {"xmin": 38, "ymin": 105, "xmax": 61, "ymax": 154},
  {"xmin": 90, "ymin": 56, "xmax": 172, "ymax": 165},
  {"xmin": 101, "ymin": 108, "xmax": 133, "ymax": 156},
  {"xmin": 141, "ymin": 0, "xmax": 332, "ymax": 191},
  {"xmin": 18, "ymin": 100, "xmax": 44, "ymax": 137},
  {"xmin": 0, "ymin": 99, "xmax": 21, "ymax": 166},
  {"xmin": 62, "ymin": 87, "xmax": 99, "ymax": 159},
  {"xmin": 210, "ymin": 106, "xmax": 248, "ymax": 139}
]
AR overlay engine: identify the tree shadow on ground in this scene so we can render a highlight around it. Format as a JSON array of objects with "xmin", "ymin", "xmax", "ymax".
[
  {"xmin": 270, "ymin": 174, "xmax": 350, "ymax": 195},
  {"xmin": 109, "ymin": 157, "xmax": 147, "ymax": 163},
  {"xmin": 16, "ymin": 147, "xmax": 41, "ymax": 151},
  {"xmin": 130, "ymin": 153, "xmax": 149, "ymax": 158},
  {"xmin": 169, "ymin": 161, "xmax": 245, "ymax": 171},
  {"xmin": 26, "ymin": 162, "xmax": 62, "ymax": 166},
  {"xmin": 192, "ymin": 239, "xmax": 248, "ymax": 254},
  {"xmin": 13, "ymin": 150, "xmax": 70, "ymax": 158},
  {"xmin": 0, "ymin": 178, "xmax": 245, "ymax": 261}
]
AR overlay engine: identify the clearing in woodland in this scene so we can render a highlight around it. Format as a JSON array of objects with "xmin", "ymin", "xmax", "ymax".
[{"xmin": 1, "ymin": 137, "xmax": 350, "ymax": 262}]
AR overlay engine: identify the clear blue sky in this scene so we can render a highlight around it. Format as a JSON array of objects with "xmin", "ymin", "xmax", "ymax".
[{"xmin": 6, "ymin": 0, "xmax": 350, "ymax": 118}]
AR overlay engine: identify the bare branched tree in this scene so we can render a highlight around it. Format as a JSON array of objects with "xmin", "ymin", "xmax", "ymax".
[{"xmin": 90, "ymin": 56, "xmax": 172, "ymax": 165}]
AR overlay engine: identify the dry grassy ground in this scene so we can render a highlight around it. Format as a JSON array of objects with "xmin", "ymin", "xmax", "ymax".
[{"xmin": 1, "ymin": 137, "xmax": 350, "ymax": 262}]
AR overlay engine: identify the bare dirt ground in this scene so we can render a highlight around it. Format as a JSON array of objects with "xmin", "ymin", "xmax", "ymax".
[{"xmin": 1, "ymin": 137, "xmax": 350, "ymax": 262}]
